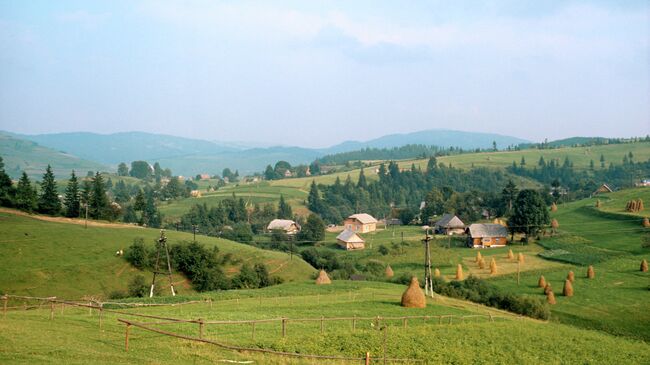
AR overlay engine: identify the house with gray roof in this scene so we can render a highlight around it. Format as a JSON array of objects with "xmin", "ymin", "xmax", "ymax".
[
  {"xmin": 466, "ymin": 223, "xmax": 508, "ymax": 248},
  {"xmin": 336, "ymin": 229, "xmax": 365, "ymax": 250},
  {"xmin": 433, "ymin": 214, "xmax": 465, "ymax": 235}
]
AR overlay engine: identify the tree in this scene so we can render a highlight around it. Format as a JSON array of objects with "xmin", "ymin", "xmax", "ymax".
[
  {"xmin": 298, "ymin": 213, "xmax": 325, "ymax": 242},
  {"xmin": 309, "ymin": 161, "xmax": 321, "ymax": 175},
  {"xmin": 508, "ymin": 189, "xmax": 550, "ymax": 241},
  {"xmin": 600, "ymin": 154, "xmax": 605, "ymax": 168},
  {"xmin": 492, "ymin": 141, "xmax": 497, "ymax": 151},
  {"xmin": 15, "ymin": 172, "xmax": 37, "ymax": 212},
  {"xmin": 307, "ymin": 180, "xmax": 323, "ymax": 214},
  {"xmin": 264, "ymin": 165, "xmax": 276, "ymax": 180},
  {"xmin": 37, "ymin": 165, "xmax": 61, "ymax": 215},
  {"xmin": 117, "ymin": 163, "xmax": 129, "ymax": 176},
  {"xmin": 421, "ymin": 187, "xmax": 445, "ymax": 223},
  {"xmin": 501, "ymin": 180, "xmax": 518, "ymax": 216},
  {"xmin": 357, "ymin": 168, "xmax": 367, "ymax": 189},
  {"xmin": 63, "ymin": 171, "xmax": 81, "ymax": 218},
  {"xmin": 129, "ymin": 161, "xmax": 152, "ymax": 180},
  {"xmin": 277, "ymin": 195, "xmax": 293, "ymax": 219},
  {"xmin": 89, "ymin": 172, "xmax": 109, "ymax": 219},
  {"xmin": 520, "ymin": 157, "xmax": 526, "ymax": 166},
  {"xmin": 153, "ymin": 162, "xmax": 163, "ymax": 182},
  {"xmin": 0, "ymin": 156, "xmax": 15, "ymax": 207},
  {"xmin": 426, "ymin": 156, "xmax": 437, "ymax": 173}
]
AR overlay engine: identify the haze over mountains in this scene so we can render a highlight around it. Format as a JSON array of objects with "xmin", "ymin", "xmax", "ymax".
[{"xmin": 2, "ymin": 129, "xmax": 530, "ymax": 178}]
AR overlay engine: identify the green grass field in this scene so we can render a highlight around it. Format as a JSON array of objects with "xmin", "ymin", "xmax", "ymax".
[
  {"xmin": 0, "ymin": 211, "xmax": 315, "ymax": 299},
  {"xmin": 2, "ymin": 281, "xmax": 649, "ymax": 364}
]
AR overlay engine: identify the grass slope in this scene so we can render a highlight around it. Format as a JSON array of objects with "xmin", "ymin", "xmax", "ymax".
[
  {"xmin": 0, "ymin": 211, "xmax": 315, "ymax": 299},
  {"xmin": 1, "ymin": 281, "xmax": 649, "ymax": 364}
]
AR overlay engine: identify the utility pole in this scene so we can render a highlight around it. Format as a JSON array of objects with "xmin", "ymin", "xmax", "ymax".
[
  {"xmin": 192, "ymin": 224, "xmax": 198, "ymax": 242},
  {"xmin": 422, "ymin": 227, "xmax": 433, "ymax": 297},
  {"xmin": 150, "ymin": 230, "xmax": 176, "ymax": 297}
]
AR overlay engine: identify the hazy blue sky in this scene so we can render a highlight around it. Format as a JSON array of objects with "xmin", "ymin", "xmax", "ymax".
[{"xmin": 0, "ymin": 1, "xmax": 647, "ymax": 147}]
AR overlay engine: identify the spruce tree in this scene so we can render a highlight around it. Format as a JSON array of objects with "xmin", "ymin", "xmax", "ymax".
[
  {"xmin": 63, "ymin": 171, "xmax": 81, "ymax": 218},
  {"xmin": 37, "ymin": 165, "xmax": 61, "ymax": 215},
  {"xmin": 0, "ymin": 156, "xmax": 15, "ymax": 207},
  {"xmin": 357, "ymin": 168, "xmax": 367, "ymax": 189},
  {"xmin": 277, "ymin": 195, "xmax": 293, "ymax": 219},
  {"xmin": 15, "ymin": 172, "xmax": 37, "ymax": 212},
  {"xmin": 307, "ymin": 180, "xmax": 323, "ymax": 214},
  {"xmin": 89, "ymin": 172, "xmax": 109, "ymax": 219}
]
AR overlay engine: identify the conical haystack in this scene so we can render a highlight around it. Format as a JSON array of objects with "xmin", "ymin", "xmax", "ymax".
[
  {"xmin": 538, "ymin": 275, "xmax": 547, "ymax": 288},
  {"xmin": 544, "ymin": 283, "xmax": 552, "ymax": 295},
  {"xmin": 643, "ymin": 217, "xmax": 650, "ymax": 228},
  {"xmin": 550, "ymin": 202, "xmax": 557, "ymax": 212},
  {"xmin": 455, "ymin": 264, "xmax": 464, "ymax": 280},
  {"xmin": 490, "ymin": 258, "xmax": 497, "ymax": 275},
  {"xmin": 567, "ymin": 271, "xmax": 574, "ymax": 283},
  {"xmin": 595, "ymin": 199, "xmax": 601, "ymax": 208},
  {"xmin": 475, "ymin": 251, "xmax": 482, "ymax": 263},
  {"xmin": 315, "ymin": 270, "xmax": 331, "ymax": 285},
  {"xmin": 478, "ymin": 258, "xmax": 485, "ymax": 269},
  {"xmin": 385, "ymin": 265, "xmax": 394, "ymax": 278},
  {"xmin": 641, "ymin": 259, "xmax": 648, "ymax": 272},
  {"xmin": 434, "ymin": 268, "xmax": 441, "ymax": 277},
  {"xmin": 563, "ymin": 279, "xmax": 573, "ymax": 297},
  {"xmin": 587, "ymin": 266, "xmax": 595, "ymax": 279},
  {"xmin": 507, "ymin": 249, "xmax": 514, "ymax": 260},
  {"xmin": 546, "ymin": 290, "xmax": 556, "ymax": 305},
  {"xmin": 401, "ymin": 277, "xmax": 426, "ymax": 308},
  {"xmin": 518, "ymin": 253, "xmax": 525, "ymax": 264}
]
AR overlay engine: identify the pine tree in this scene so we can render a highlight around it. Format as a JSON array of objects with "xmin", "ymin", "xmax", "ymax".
[
  {"xmin": 63, "ymin": 170, "xmax": 81, "ymax": 218},
  {"xmin": 357, "ymin": 168, "xmax": 367, "ymax": 189},
  {"xmin": 501, "ymin": 180, "xmax": 518, "ymax": 216},
  {"xmin": 277, "ymin": 195, "xmax": 293, "ymax": 219},
  {"xmin": 307, "ymin": 180, "xmax": 323, "ymax": 214},
  {"xmin": 0, "ymin": 156, "xmax": 15, "ymax": 207},
  {"xmin": 89, "ymin": 172, "xmax": 109, "ymax": 219},
  {"xmin": 15, "ymin": 172, "xmax": 37, "ymax": 212},
  {"xmin": 37, "ymin": 165, "xmax": 61, "ymax": 215}
]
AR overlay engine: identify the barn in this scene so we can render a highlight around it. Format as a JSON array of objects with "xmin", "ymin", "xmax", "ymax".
[
  {"xmin": 344, "ymin": 213, "xmax": 378, "ymax": 233},
  {"xmin": 267, "ymin": 219, "xmax": 301, "ymax": 235},
  {"xmin": 466, "ymin": 223, "xmax": 508, "ymax": 248},
  {"xmin": 593, "ymin": 183, "xmax": 613, "ymax": 195},
  {"xmin": 433, "ymin": 214, "xmax": 465, "ymax": 235},
  {"xmin": 337, "ymin": 229, "xmax": 365, "ymax": 250}
]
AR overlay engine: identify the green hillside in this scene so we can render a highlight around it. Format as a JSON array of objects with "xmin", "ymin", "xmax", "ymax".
[
  {"xmin": 0, "ymin": 210, "xmax": 315, "ymax": 299},
  {"xmin": 0, "ymin": 132, "xmax": 109, "ymax": 179}
]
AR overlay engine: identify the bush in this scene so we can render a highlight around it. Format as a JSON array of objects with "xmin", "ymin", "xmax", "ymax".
[
  {"xmin": 128, "ymin": 275, "xmax": 149, "ymax": 298},
  {"xmin": 125, "ymin": 238, "xmax": 150, "ymax": 269},
  {"xmin": 108, "ymin": 290, "xmax": 128, "ymax": 300},
  {"xmin": 300, "ymin": 248, "xmax": 340, "ymax": 272},
  {"xmin": 378, "ymin": 245, "xmax": 389, "ymax": 256}
]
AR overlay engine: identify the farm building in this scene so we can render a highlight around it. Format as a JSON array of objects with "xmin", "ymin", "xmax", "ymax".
[
  {"xmin": 344, "ymin": 213, "xmax": 378, "ymax": 233},
  {"xmin": 337, "ymin": 229, "xmax": 365, "ymax": 250},
  {"xmin": 433, "ymin": 214, "xmax": 465, "ymax": 235},
  {"xmin": 466, "ymin": 223, "xmax": 508, "ymax": 248},
  {"xmin": 190, "ymin": 190, "xmax": 202, "ymax": 198},
  {"xmin": 199, "ymin": 174, "xmax": 210, "ymax": 180},
  {"xmin": 267, "ymin": 219, "xmax": 301, "ymax": 235},
  {"xmin": 593, "ymin": 183, "xmax": 613, "ymax": 195}
]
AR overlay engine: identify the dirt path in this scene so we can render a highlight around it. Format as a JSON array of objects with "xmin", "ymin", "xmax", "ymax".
[{"xmin": 0, "ymin": 208, "xmax": 143, "ymax": 229}]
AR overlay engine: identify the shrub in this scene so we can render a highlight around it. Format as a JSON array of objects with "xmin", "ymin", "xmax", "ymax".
[
  {"xmin": 108, "ymin": 290, "xmax": 128, "ymax": 300},
  {"xmin": 300, "ymin": 248, "xmax": 341, "ymax": 272},
  {"xmin": 378, "ymin": 244, "xmax": 390, "ymax": 256},
  {"xmin": 125, "ymin": 238, "xmax": 150, "ymax": 269},
  {"xmin": 128, "ymin": 275, "xmax": 149, "ymax": 298}
]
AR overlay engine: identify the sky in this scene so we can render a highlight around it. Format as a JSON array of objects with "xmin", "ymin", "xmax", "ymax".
[{"xmin": 0, "ymin": 0, "xmax": 648, "ymax": 148}]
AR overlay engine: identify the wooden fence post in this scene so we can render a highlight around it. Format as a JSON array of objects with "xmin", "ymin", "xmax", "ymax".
[
  {"xmin": 89, "ymin": 301, "xmax": 92, "ymax": 316},
  {"xmin": 125, "ymin": 324, "xmax": 131, "ymax": 352},
  {"xmin": 352, "ymin": 315, "xmax": 356, "ymax": 331},
  {"xmin": 438, "ymin": 316, "xmax": 442, "ymax": 325},
  {"xmin": 49, "ymin": 300, "xmax": 54, "ymax": 320},
  {"xmin": 365, "ymin": 352, "xmax": 371, "ymax": 365},
  {"xmin": 2, "ymin": 295, "xmax": 7, "ymax": 319},
  {"xmin": 99, "ymin": 305, "xmax": 103, "ymax": 330},
  {"xmin": 198, "ymin": 319, "xmax": 204, "ymax": 339},
  {"xmin": 403, "ymin": 318, "xmax": 407, "ymax": 328},
  {"xmin": 251, "ymin": 322, "xmax": 256, "ymax": 340},
  {"xmin": 281, "ymin": 318, "xmax": 286, "ymax": 338},
  {"xmin": 60, "ymin": 302, "xmax": 65, "ymax": 315}
]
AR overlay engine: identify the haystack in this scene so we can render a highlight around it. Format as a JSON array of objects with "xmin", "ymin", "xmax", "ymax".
[
  {"xmin": 567, "ymin": 271, "xmax": 574, "ymax": 283},
  {"xmin": 385, "ymin": 265, "xmax": 394, "ymax": 278},
  {"xmin": 455, "ymin": 264, "xmax": 464, "ymax": 280},
  {"xmin": 475, "ymin": 251, "xmax": 483, "ymax": 263},
  {"xmin": 546, "ymin": 290, "xmax": 556, "ymax": 305},
  {"xmin": 563, "ymin": 279, "xmax": 573, "ymax": 297},
  {"xmin": 551, "ymin": 219, "xmax": 559, "ymax": 230},
  {"xmin": 518, "ymin": 253, "xmax": 525, "ymax": 264},
  {"xmin": 538, "ymin": 275, "xmax": 546, "ymax": 288},
  {"xmin": 434, "ymin": 268, "xmax": 441, "ymax": 277},
  {"xmin": 550, "ymin": 202, "xmax": 557, "ymax": 212},
  {"xmin": 401, "ymin": 277, "xmax": 426, "ymax": 308},
  {"xmin": 315, "ymin": 270, "xmax": 331, "ymax": 285},
  {"xmin": 641, "ymin": 259, "xmax": 648, "ymax": 272},
  {"xmin": 643, "ymin": 217, "xmax": 650, "ymax": 228},
  {"xmin": 489, "ymin": 258, "xmax": 497, "ymax": 275},
  {"xmin": 544, "ymin": 283, "xmax": 552, "ymax": 295},
  {"xmin": 587, "ymin": 266, "xmax": 595, "ymax": 279},
  {"xmin": 507, "ymin": 249, "xmax": 514, "ymax": 260},
  {"xmin": 595, "ymin": 199, "xmax": 602, "ymax": 208},
  {"xmin": 478, "ymin": 258, "xmax": 485, "ymax": 269}
]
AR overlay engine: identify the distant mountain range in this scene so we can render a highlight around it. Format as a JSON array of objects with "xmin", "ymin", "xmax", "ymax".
[{"xmin": 2, "ymin": 129, "xmax": 529, "ymax": 178}]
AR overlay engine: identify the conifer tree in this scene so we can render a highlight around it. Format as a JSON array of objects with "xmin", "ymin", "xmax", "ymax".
[
  {"xmin": 15, "ymin": 172, "xmax": 37, "ymax": 212},
  {"xmin": 357, "ymin": 167, "xmax": 367, "ymax": 189},
  {"xmin": 63, "ymin": 171, "xmax": 81, "ymax": 218},
  {"xmin": 0, "ymin": 156, "xmax": 15, "ymax": 207},
  {"xmin": 37, "ymin": 165, "xmax": 61, "ymax": 215},
  {"xmin": 307, "ymin": 180, "xmax": 323, "ymax": 214},
  {"xmin": 277, "ymin": 195, "xmax": 293, "ymax": 219},
  {"xmin": 89, "ymin": 172, "xmax": 109, "ymax": 219}
]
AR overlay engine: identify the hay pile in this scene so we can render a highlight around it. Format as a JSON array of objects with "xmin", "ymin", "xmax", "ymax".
[
  {"xmin": 475, "ymin": 251, "xmax": 482, "ymax": 263},
  {"xmin": 546, "ymin": 290, "xmax": 556, "ymax": 305},
  {"xmin": 315, "ymin": 270, "xmax": 331, "ymax": 285},
  {"xmin": 550, "ymin": 202, "xmax": 557, "ymax": 212},
  {"xmin": 595, "ymin": 199, "xmax": 602, "ymax": 208},
  {"xmin": 401, "ymin": 277, "xmax": 426, "ymax": 308},
  {"xmin": 544, "ymin": 283, "xmax": 552, "ymax": 295},
  {"xmin": 587, "ymin": 266, "xmax": 595, "ymax": 279},
  {"xmin": 567, "ymin": 271, "xmax": 575, "ymax": 283},
  {"xmin": 641, "ymin": 259, "xmax": 648, "ymax": 272},
  {"xmin": 518, "ymin": 253, "xmax": 525, "ymax": 264},
  {"xmin": 490, "ymin": 258, "xmax": 497, "ymax": 275},
  {"xmin": 385, "ymin": 265, "xmax": 394, "ymax": 278},
  {"xmin": 478, "ymin": 258, "xmax": 485, "ymax": 269},
  {"xmin": 538, "ymin": 275, "xmax": 546, "ymax": 288},
  {"xmin": 551, "ymin": 219, "xmax": 559, "ymax": 229},
  {"xmin": 643, "ymin": 217, "xmax": 650, "ymax": 228},
  {"xmin": 434, "ymin": 268, "xmax": 441, "ymax": 277},
  {"xmin": 455, "ymin": 264, "xmax": 464, "ymax": 280},
  {"xmin": 563, "ymin": 279, "xmax": 573, "ymax": 297},
  {"xmin": 507, "ymin": 249, "xmax": 514, "ymax": 260}
]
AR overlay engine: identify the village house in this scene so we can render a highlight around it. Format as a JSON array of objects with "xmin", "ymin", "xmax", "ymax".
[
  {"xmin": 593, "ymin": 183, "xmax": 613, "ymax": 195},
  {"xmin": 336, "ymin": 229, "xmax": 365, "ymax": 250},
  {"xmin": 199, "ymin": 174, "xmax": 210, "ymax": 180},
  {"xmin": 190, "ymin": 190, "xmax": 202, "ymax": 198},
  {"xmin": 433, "ymin": 214, "xmax": 465, "ymax": 235},
  {"xmin": 344, "ymin": 213, "xmax": 378, "ymax": 233},
  {"xmin": 466, "ymin": 223, "xmax": 508, "ymax": 248},
  {"xmin": 267, "ymin": 219, "xmax": 301, "ymax": 235}
]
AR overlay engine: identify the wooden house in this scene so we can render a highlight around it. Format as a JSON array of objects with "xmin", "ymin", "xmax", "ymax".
[
  {"xmin": 466, "ymin": 223, "xmax": 508, "ymax": 248},
  {"xmin": 344, "ymin": 213, "xmax": 378, "ymax": 233},
  {"xmin": 433, "ymin": 214, "xmax": 465, "ymax": 235},
  {"xmin": 337, "ymin": 229, "xmax": 365, "ymax": 250},
  {"xmin": 190, "ymin": 190, "xmax": 202, "ymax": 198},
  {"xmin": 593, "ymin": 184, "xmax": 613, "ymax": 195},
  {"xmin": 267, "ymin": 219, "xmax": 301, "ymax": 235}
]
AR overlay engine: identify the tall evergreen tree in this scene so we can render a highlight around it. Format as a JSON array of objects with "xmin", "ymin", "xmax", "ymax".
[
  {"xmin": 357, "ymin": 168, "xmax": 367, "ymax": 189},
  {"xmin": 0, "ymin": 156, "xmax": 15, "ymax": 207},
  {"xmin": 277, "ymin": 195, "xmax": 293, "ymax": 219},
  {"xmin": 307, "ymin": 180, "xmax": 323, "ymax": 214},
  {"xmin": 63, "ymin": 170, "xmax": 81, "ymax": 218},
  {"xmin": 501, "ymin": 180, "xmax": 518, "ymax": 216},
  {"xmin": 89, "ymin": 172, "xmax": 109, "ymax": 219},
  {"xmin": 37, "ymin": 165, "xmax": 61, "ymax": 215},
  {"xmin": 15, "ymin": 172, "xmax": 37, "ymax": 212}
]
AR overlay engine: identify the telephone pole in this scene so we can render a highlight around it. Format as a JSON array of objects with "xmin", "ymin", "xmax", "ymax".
[
  {"xmin": 422, "ymin": 227, "xmax": 433, "ymax": 297},
  {"xmin": 150, "ymin": 230, "xmax": 176, "ymax": 297}
]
